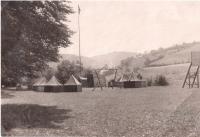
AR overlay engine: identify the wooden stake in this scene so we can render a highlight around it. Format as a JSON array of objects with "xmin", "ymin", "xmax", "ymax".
[
  {"xmin": 191, "ymin": 66, "xmax": 199, "ymax": 88},
  {"xmin": 95, "ymin": 70, "xmax": 103, "ymax": 90},
  {"xmin": 198, "ymin": 67, "xmax": 199, "ymax": 88},
  {"xmin": 182, "ymin": 63, "xmax": 192, "ymax": 88}
]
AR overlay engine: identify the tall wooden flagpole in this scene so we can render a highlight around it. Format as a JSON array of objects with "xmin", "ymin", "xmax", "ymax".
[{"xmin": 78, "ymin": 4, "xmax": 82, "ymax": 74}]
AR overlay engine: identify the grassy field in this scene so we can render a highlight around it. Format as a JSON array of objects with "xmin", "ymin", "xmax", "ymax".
[
  {"xmin": 141, "ymin": 63, "xmax": 190, "ymax": 86},
  {"xmin": 2, "ymin": 86, "xmax": 200, "ymax": 137}
]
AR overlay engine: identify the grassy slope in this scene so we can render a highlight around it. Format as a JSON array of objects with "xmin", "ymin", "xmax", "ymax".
[
  {"xmin": 150, "ymin": 43, "xmax": 200, "ymax": 66},
  {"xmin": 119, "ymin": 43, "xmax": 200, "ymax": 87},
  {"xmin": 140, "ymin": 63, "xmax": 190, "ymax": 86},
  {"xmin": 120, "ymin": 42, "xmax": 200, "ymax": 71},
  {"xmin": 2, "ymin": 87, "xmax": 200, "ymax": 137},
  {"xmin": 91, "ymin": 52, "xmax": 137, "ymax": 68}
]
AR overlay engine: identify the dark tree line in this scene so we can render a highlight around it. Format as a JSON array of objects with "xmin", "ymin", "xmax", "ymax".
[{"xmin": 1, "ymin": 1, "xmax": 73, "ymax": 85}]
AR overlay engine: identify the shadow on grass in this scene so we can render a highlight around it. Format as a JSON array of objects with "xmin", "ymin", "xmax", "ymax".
[
  {"xmin": 1, "ymin": 91, "xmax": 15, "ymax": 99},
  {"xmin": 2, "ymin": 104, "xmax": 72, "ymax": 132}
]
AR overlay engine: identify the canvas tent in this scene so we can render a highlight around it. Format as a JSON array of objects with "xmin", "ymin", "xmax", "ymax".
[
  {"xmin": 124, "ymin": 73, "xmax": 146, "ymax": 88},
  {"xmin": 123, "ymin": 80, "xmax": 147, "ymax": 88},
  {"xmin": 64, "ymin": 75, "xmax": 82, "ymax": 92},
  {"xmin": 119, "ymin": 74, "xmax": 129, "ymax": 82},
  {"xmin": 44, "ymin": 76, "xmax": 62, "ymax": 92},
  {"xmin": 116, "ymin": 73, "xmax": 147, "ymax": 88},
  {"xmin": 32, "ymin": 77, "xmax": 47, "ymax": 92}
]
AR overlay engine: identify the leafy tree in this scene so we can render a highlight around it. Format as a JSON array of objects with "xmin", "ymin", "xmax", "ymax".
[
  {"xmin": 56, "ymin": 60, "xmax": 80, "ymax": 84},
  {"xmin": 1, "ymin": 1, "xmax": 73, "ymax": 85},
  {"xmin": 120, "ymin": 57, "xmax": 132, "ymax": 73}
]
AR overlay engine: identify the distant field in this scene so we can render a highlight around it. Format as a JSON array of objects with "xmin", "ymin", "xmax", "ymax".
[
  {"xmin": 2, "ymin": 87, "xmax": 200, "ymax": 137},
  {"xmin": 141, "ymin": 63, "xmax": 190, "ymax": 86},
  {"xmin": 150, "ymin": 44, "xmax": 200, "ymax": 66}
]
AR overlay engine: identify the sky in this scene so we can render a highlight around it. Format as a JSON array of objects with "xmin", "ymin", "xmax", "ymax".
[{"xmin": 59, "ymin": 0, "xmax": 200, "ymax": 57}]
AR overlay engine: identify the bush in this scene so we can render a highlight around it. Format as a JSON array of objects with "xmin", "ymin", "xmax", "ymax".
[{"xmin": 154, "ymin": 75, "xmax": 169, "ymax": 86}]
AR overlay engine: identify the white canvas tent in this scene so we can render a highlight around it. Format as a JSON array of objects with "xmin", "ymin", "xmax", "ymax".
[
  {"xmin": 64, "ymin": 75, "xmax": 82, "ymax": 92},
  {"xmin": 44, "ymin": 76, "xmax": 62, "ymax": 92},
  {"xmin": 33, "ymin": 77, "xmax": 47, "ymax": 92},
  {"xmin": 33, "ymin": 77, "xmax": 47, "ymax": 86},
  {"xmin": 65, "ymin": 75, "xmax": 81, "ymax": 85},
  {"xmin": 46, "ymin": 76, "xmax": 62, "ymax": 86},
  {"xmin": 119, "ymin": 74, "xmax": 129, "ymax": 82}
]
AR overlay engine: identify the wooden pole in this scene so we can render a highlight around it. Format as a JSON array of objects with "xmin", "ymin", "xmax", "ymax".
[
  {"xmin": 198, "ymin": 66, "xmax": 199, "ymax": 88},
  {"xmin": 189, "ymin": 72, "xmax": 191, "ymax": 88},
  {"xmin": 114, "ymin": 69, "xmax": 118, "ymax": 81},
  {"xmin": 95, "ymin": 70, "xmax": 103, "ymax": 90},
  {"xmin": 78, "ymin": 5, "xmax": 82, "ymax": 74},
  {"xmin": 182, "ymin": 63, "xmax": 192, "ymax": 88},
  {"xmin": 191, "ymin": 66, "xmax": 199, "ymax": 88},
  {"xmin": 129, "ymin": 71, "xmax": 134, "ymax": 81}
]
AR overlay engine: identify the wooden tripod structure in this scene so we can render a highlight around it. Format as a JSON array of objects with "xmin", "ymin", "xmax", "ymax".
[
  {"xmin": 92, "ymin": 68, "xmax": 118, "ymax": 91},
  {"xmin": 182, "ymin": 52, "xmax": 200, "ymax": 88},
  {"xmin": 182, "ymin": 63, "xmax": 199, "ymax": 88}
]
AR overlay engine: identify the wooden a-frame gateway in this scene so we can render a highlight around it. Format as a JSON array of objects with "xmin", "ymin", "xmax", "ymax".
[
  {"xmin": 182, "ymin": 52, "xmax": 200, "ymax": 88},
  {"xmin": 92, "ymin": 66, "xmax": 118, "ymax": 91}
]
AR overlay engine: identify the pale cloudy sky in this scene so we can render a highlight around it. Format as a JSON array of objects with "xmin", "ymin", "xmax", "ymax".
[{"xmin": 60, "ymin": 0, "xmax": 200, "ymax": 57}]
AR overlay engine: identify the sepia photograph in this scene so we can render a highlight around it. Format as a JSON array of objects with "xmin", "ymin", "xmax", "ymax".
[{"xmin": 1, "ymin": 0, "xmax": 200, "ymax": 136}]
